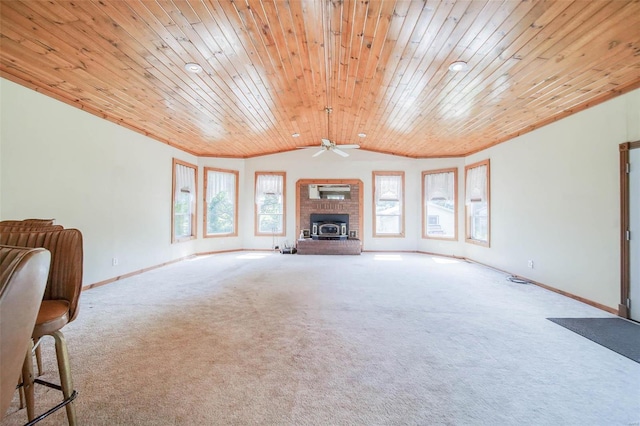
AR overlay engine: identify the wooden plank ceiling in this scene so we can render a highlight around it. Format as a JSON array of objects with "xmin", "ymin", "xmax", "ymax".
[{"xmin": 1, "ymin": 0, "xmax": 639, "ymax": 158}]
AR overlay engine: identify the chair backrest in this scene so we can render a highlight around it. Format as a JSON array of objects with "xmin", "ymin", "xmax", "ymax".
[
  {"xmin": 0, "ymin": 225, "xmax": 63, "ymax": 233},
  {"xmin": 0, "ymin": 229, "xmax": 83, "ymax": 321},
  {"xmin": 0, "ymin": 219, "xmax": 55, "ymax": 227},
  {"xmin": 0, "ymin": 245, "xmax": 50, "ymax": 416}
]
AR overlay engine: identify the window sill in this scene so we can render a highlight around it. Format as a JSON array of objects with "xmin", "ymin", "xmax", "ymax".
[
  {"xmin": 205, "ymin": 233, "xmax": 238, "ymax": 238},
  {"xmin": 465, "ymin": 237, "xmax": 490, "ymax": 247},
  {"xmin": 424, "ymin": 235, "xmax": 457, "ymax": 241},
  {"xmin": 172, "ymin": 235, "xmax": 196, "ymax": 244}
]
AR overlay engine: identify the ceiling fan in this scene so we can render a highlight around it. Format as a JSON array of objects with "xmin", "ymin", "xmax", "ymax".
[
  {"xmin": 297, "ymin": 106, "xmax": 360, "ymax": 157},
  {"xmin": 299, "ymin": 138, "xmax": 360, "ymax": 157}
]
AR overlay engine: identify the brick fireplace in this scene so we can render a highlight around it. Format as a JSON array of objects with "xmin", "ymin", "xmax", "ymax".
[{"xmin": 296, "ymin": 179, "xmax": 363, "ymax": 254}]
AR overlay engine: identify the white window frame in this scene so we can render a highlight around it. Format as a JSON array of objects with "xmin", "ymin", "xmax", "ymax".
[
  {"xmin": 172, "ymin": 158, "xmax": 197, "ymax": 243},
  {"xmin": 465, "ymin": 159, "xmax": 490, "ymax": 246},
  {"xmin": 204, "ymin": 167, "xmax": 239, "ymax": 238},
  {"xmin": 372, "ymin": 171, "xmax": 405, "ymax": 237},
  {"xmin": 423, "ymin": 168, "xmax": 458, "ymax": 240},
  {"xmin": 255, "ymin": 172, "xmax": 286, "ymax": 237}
]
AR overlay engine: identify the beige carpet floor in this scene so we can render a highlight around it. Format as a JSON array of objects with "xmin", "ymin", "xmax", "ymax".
[{"xmin": 2, "ymin": 252, "xmax": 639, "ymax": 425}]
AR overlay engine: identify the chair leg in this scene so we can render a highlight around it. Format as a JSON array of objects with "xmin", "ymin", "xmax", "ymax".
[
  {"xmin": 52, "ymin": 330, "xmax": 76, "ymax": 426},
  {"xmin": 21, "ymin": 339, "xmax": 36, "ymax": 421},
  {"xmin": 18, "ymin": 374, "xmax": 25, "ymax": 409},
  {"xmin": 35, "ymin": 343, "xmax": 43, "ymax": 376}
]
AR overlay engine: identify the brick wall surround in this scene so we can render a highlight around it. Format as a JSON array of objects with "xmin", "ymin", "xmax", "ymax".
[
  {"xmin": 296, "ymin": 179, "xmax": 363, "ymax": 254},
  {"xmin": 296, "ymin": 179, "xmax": 362, "ymax": 238}
]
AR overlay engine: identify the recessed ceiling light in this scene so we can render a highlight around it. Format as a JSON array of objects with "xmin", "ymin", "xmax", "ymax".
[
  {"xmin": 448, "ymin": 61, "xmax": 469, "ymax": 72},
  {"xmin": 358, "ymin": 133, "xmax": 367, "ymax": 138},
  {"xmin": 292, "ymin": 133, "xmax": 300, "ymax": 137},
  {"xmin": 185, "ymin": 62, "xmax": 203, "ymax": 73}
]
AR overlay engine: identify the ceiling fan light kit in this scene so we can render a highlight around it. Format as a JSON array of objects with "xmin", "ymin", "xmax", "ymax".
[{"xmin": 298, "ymin": 138, "xmax": 360, "ymax": 157}]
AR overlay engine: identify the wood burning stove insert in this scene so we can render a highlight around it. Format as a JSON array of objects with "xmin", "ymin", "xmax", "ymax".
[{"xmin": 310, "ymin": 213, "xmax": 349, "ymax": 240}]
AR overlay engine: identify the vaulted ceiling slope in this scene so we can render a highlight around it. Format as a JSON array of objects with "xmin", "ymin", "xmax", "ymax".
[{"xmin": 1, "ymin": 0, "xmax": 639, "ymax": 158}]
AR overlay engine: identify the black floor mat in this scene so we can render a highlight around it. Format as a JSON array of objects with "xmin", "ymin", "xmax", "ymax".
[{"xmin": 547, "ymin": 317, "xmax": 640, "ymax": 363}]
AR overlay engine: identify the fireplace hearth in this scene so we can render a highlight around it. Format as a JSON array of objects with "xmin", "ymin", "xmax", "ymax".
[{"xmin": 297, "ymin": 238, "xmax": 361, "ymax": 255}]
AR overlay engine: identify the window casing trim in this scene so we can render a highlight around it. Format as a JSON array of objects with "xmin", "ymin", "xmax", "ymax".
[
  {"xmin": 254, "ymin": 171, "xmax": 286, "ymax": 237},
  {"xmin": 172, "ymin": 158, "xmax": 198, "ymax": 243},
  {"xmin": 372, "ymin": 171, "xmax": 405, "ymax": 238},
  {"xmin": 204, "ymin": 167, "xmax": 239, "ymax": 238},
  {"xmin": 464, "ymin": 159, "xmax": 490, "ymax": 247},
  {"xmin": 422, "ymin": 167, "xmax": 458, "ymax": 241}
]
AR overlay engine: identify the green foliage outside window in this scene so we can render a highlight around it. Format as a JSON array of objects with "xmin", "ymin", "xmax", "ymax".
[
  {"xmin": 258, "ymin": 194, "xmax": 283, "ymax": 233},
  {"xmin": 174, "ymin": 192, "xmax": 192, "ymax": 238},
  {"xmin": 207, "ymin": 191, "xmax": 234, "ymax": 234}
]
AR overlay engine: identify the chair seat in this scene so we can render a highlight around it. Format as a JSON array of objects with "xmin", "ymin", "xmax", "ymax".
[{"xmin": 33, "ymin": 300, "xmax": 70, "ymax": 338}]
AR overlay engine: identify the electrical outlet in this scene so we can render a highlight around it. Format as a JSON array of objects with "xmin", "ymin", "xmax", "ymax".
[
  {"xmin": 527, "ymin": 260, "xmax": 534, "ymax": 269},
  {"xmin": 112, "ymin": 257, "xmax": 119, "ymax": 266}
]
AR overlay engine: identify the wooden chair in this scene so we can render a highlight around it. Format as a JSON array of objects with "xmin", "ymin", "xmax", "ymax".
[
  {"xmin": 0, "ymin": 246, "xmax": 50, "ymax": 418},
  {"xmin": 0, "ymin": 224, "xmax": 63, "ymax": 377},
  {"xmin": 0, "ymin": 229, "xmax": 83, "ymax": 425}
]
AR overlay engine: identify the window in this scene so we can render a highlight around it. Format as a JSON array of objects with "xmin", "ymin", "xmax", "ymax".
[
  {"xmin": 255, "ymin": 172, "xmax": 286, "ymax": 236},
  {"xmin": 423, "ymin": 168, "xmax": 457, "ymax": 240},
  {"xmin": 465, "ymin": 159, "xmax": 490, "ymax": 246},
  {"xmin": 373, "ymin": 171, "xmax": 404, "ymax": 237},
  {"xmin": 204, "ymin": 168, "xmax": 238, "ymax": 237},
  {"xmin": 172, "ymin": 159, "xmax": 197, "ymax": 242}
]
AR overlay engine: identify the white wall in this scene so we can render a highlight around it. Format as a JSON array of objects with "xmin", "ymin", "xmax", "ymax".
[
  {"xmin": 465, "ymin": 88, "xmax": 640, "ymax": 310},
  {"xmin": 3, "ymin": 75, "xmax": 639, "ymax": 310},
  {"xmin": 243, "ymin": 148, "xmax": 430, "ymax": 252},
  {"xmin": 0, "ymin": 78, "xmax": 198, "ymax": 285}
]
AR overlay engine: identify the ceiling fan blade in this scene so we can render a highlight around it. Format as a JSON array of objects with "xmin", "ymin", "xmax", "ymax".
[
  {"xmin": 321, "ymin": 138, "xmax": 332, "ymax": 147},
  {"xmin": 337, "ymin": 144, "xmax": 360, "ymax": 149},
  {"xmin": 331, "ymin": 148, "xmax": 349, "ymax": 157},
  {"xmin": 296, "ymin": 146, "xmax": 318, "ymax": 149},
  {"xmin": 312, "ymin": 149, "xmax": 326, "ymax": 157}
]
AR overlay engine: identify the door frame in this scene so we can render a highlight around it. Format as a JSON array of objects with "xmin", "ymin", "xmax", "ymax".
[{"xmin": 619, "ymin": 140, "xmax": 640, "ymax": 318}]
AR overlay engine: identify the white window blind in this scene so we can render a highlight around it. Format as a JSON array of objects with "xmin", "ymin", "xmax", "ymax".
[
  {"xmin": 465, "ymin": 164, "xmax": 487, "ymax": 203},
  {"xmin": 175, "ymin": 163, "xmax": 196, "ymax": 200},
  {"xmin": 427, "ymin": 171, "xmax": 454, "ymax": 201},
  {"xmin": 256, "ymin": 174, "xmax": 283, "ymax": 202},
  {"xmin": 376, "ymin": 174, "xmax": 402, "ymax": 201},
  {"xmin": 206, "ymin": 171, "xmax": 235, "ymax": 204}
]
